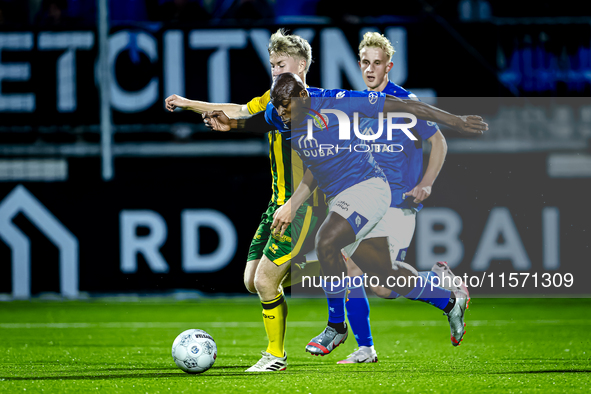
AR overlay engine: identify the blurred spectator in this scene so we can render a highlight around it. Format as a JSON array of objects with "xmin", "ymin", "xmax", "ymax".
[{"xmin": 151, "ymin": 0, "xmax": 210, "ymax": 23}]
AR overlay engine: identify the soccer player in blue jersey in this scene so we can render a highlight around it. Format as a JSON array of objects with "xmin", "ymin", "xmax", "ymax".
[
  {"xmin": 204, "ymin": 72, "xmax": 487, "ymax": 358},
  {"xmin": 334, "ymin": 32, "xmax": 471, "ymax": 364}
]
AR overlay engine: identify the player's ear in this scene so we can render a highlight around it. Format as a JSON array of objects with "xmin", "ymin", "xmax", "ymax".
[
  {"xmin": 386, "ymin": 61, "xmax": 394, "ymax": 73},
  {"xmin": 299, "ymin": 60, "xmax": 306, "ymax": 73}
]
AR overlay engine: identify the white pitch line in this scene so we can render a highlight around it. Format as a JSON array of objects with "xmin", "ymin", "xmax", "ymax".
[{"xmin": 1, "ymin": 320, "xmax": 589, "ymax": 329}]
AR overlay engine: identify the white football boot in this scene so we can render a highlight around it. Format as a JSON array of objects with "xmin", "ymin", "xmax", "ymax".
[
  {"xmin": 337, "ymin": 346, "xmax": 378, "ymax": 364},
  {"xmin": 245, "ymin": 351, "xmax": 287, "ymax": 372}
]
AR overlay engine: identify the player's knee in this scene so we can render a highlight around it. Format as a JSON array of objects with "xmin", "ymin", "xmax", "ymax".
[
  {"xmin": 253, "ymin": 269, "xmax": 275, "ymax": 295},
  {"xmin": 244, "ymin": 260, "xmax": 259, "ymax": 294},
  {"xmin": 253, "ymin": 274, "xmax": 266, "ymax": 294},
  {"xmin": 316, "ymin": 237, "xmax": 340, "ymax": 266},
  {"xmin": 244, "ymin": 275, "xmax": 257, "ymax": 294},
  {"xmin": 253, "ymin": 273, "xmax": 280, "ymax": 298}
]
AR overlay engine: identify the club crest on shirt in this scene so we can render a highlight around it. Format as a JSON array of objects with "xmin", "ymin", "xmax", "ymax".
[
  {"xmin": 309, "ymin": 113, "xmax": 329, "ymax": 129},
  {"xmin": 368, "ymin": 91, "xmax": 378, "ymax": 105}
]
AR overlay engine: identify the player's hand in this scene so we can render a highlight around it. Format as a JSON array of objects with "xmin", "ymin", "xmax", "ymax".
[
  {"xmin": 271, "ymin": 200, "xmax": 292, "ymax": 238},
  {"xmin": 405, "ymin": 184, "xmax": 432, "ymax": 204},
  {"xmin": 455, "ymin": 115, "xmax": 488, "ymax": 135},
  {"xmin": 165, "ymin": 94, "xmax": 190, "ymax": 112},
  {"xmin": 202, "ymin": 111, "xmax": 231, "ymax": 132}
]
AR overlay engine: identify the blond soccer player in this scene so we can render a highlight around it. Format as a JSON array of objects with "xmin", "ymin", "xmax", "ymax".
[{"xmin": 166, "ymin": 30, "xmax": 323, "ymax": 372}]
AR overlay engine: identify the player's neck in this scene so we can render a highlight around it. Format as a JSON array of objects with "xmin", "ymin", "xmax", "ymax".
[
  {"xmin": 300, "ymin": 74, "xmax": 307, "ymax": 86},
  {"xmin": 369, "ymin": 78, "xmax": 389, "ymax": 93}
]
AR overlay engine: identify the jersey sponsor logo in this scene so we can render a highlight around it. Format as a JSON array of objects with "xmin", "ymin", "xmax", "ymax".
[
  {"xmin": 360, "ymin": 127, "xmax": 375, "ymax": 136},
  {"xmin": 359, "ymin": 128, "xmax": 405, "ymax": 152},
  {"xmin": 366, "ymin": 143, "xmax": 404, "ymax": 153},
  {"xmin": 346, "ymin": 211, "xmax": 369, "ymax": 235},
  {"xmin": 368, "ymin": 91, "xmax": 378, "ymax": 104},
  {"xmin": 335, "ymin": 200, "xmax": 350, "ymax": 211},
  {"xmin": 396, "ymin": 247, "xmax": 408, "ymax": 262},
  {"xmin": 270, "ymin": 243, "xmax": 279, "ymax": 254},
  {"xmin": 336, "ymin": 91, "xmax": 346, "ymax": 99},
  {"xmin": 297, "ymin": 134, "xmax": 319, "ymax": 149},
  {"xmin": 271, "ymin": 233, "xmax": 292, "ymax": 243}
]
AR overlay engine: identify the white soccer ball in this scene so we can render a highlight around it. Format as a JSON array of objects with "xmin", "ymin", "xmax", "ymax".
[{"xmin": 171, "ymin": 329, "xmax": 217, "ymax": 374}]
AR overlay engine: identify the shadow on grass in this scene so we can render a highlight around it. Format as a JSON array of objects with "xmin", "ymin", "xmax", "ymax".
[
  {"xmin": 99, "ymin": 365, "xmax": 251, "ymax": 372},
  {"xmin": 0, "ymin": 373, "xmax": 186, "ymax": 381},
  {"xmin": 7, "ymin": 368, "xmax": 587, "ymax": 381},
  {"xmin": 0, "ymin": 368, "xmax": 393, "ymax": 381},
  {"xmin": 491, "ymin": 370, "xmax": 591, "ymax": 374},
  {"xmin": 99, "ymin": 367, "xmax": 179, "ymax": 372}
]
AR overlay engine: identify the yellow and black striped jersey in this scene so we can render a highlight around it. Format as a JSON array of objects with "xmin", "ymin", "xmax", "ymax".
[{"xmin": 247, "ymin": 91, "xmax": 319, "ymax": 206}]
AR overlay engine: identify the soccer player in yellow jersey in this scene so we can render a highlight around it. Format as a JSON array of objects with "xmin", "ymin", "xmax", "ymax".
[{"xmin": 165, "ymin": 30, "xmax": 320, "ymax": 372}]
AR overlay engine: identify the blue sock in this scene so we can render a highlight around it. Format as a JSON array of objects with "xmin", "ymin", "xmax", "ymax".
[
  {"xmin": 345, "ymin": 276, "xmax": 373, "ymax": 347},
  {"xmin": 323, "ymin": 279, "xmax": 347, "ymax": 324},
  {"xmin": 404, "ymin": 275, "xmax": 451, "ymax": 310},
  {"xmin": 387, "ymin": 271, "xmax": 436, "ymax": 299}
]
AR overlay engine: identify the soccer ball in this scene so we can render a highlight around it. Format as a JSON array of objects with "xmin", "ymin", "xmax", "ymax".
[{"xmin": 171, "ymin": 329, "xmax": 217, "ymax": 374}]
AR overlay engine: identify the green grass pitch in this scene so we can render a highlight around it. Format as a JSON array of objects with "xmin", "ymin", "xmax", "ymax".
[{"xmin": 1, "ymin": 297, "xmax": 590, "ymax": 393}]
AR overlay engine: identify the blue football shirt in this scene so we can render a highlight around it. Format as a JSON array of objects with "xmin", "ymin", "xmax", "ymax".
[
  {"xmin": 363, "ymin": 81, "xmax": 439, "ymax": 211},
  {"xmin": 264, "ymin": 88, "xmax": 387, "ymax": 200}
]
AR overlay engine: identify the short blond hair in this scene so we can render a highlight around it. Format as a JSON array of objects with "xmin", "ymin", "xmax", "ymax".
[
  {"xmin": 359, "ymin": 32, "xmax": 395, "ymax": 62},
  {"xmin": 268, "ymin": 29, "xmax": 313, "ymax": 73}
]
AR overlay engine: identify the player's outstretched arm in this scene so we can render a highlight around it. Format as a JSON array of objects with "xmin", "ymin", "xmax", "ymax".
[
  {"xmin": 383, "ymin": 95, "xmax": 488, "ymax": 135},
  {"xmin": 202, "ymin": 110, "xmax": 275, "ymax": 134},
  {"xmin": 165, "ymin": 94, "xmax": 250, "ymax": 118},
  {"xmin": 271, "ymin": 169, "xmax": 317, "ymax": 237},
  {"xmin": 405, "ymin": 130, "xmax": 447, "ymax": 204}
]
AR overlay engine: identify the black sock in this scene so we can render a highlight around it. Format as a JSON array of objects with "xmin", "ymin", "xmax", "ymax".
[
  {"xmin": 327, "ymin": 321, "xmax": 347, "ymax": 334},
  {"xmin": 442, "ymin": 293, "xmax": 457, "ymax": 314}
]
